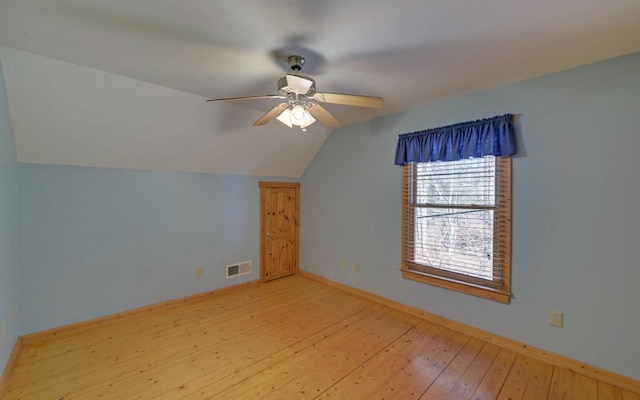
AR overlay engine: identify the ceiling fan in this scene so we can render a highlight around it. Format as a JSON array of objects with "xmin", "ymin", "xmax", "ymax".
[{"xmin": 206, "ymin": 55, "xmax": 383, "ymax": 131}]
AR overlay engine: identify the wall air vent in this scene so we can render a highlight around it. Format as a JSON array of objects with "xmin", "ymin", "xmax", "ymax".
[{"xmin": 226, "ymin": 261, "xmax": 252, "ymax": 279}]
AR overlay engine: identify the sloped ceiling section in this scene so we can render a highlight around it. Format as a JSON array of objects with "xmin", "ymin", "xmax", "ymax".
[
  {"xmin": 0, "ymin": 47, "xmax": 330, "ymax": 177},
  {"xmin": 1, "ymin": 1, "xmax": 640, "ymax": 177}
]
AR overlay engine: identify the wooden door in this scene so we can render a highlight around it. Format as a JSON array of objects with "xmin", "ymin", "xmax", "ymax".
[{"xmin": 260, "ymin": 182, "xmax": 300, "ymax": 283}]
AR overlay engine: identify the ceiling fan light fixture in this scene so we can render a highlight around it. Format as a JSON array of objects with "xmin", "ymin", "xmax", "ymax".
[
  {"xmin": 291, "ymin": 105, "xmax": 306, "ymax": 122},
  {"xmin": 291, "ymin": 105, "xmax": 316, "ymax": 129},
  {"xmin": 276, "ymin": 104, "xmax": 316, "ymax": 130},
  {"xmin": 299, "ymin": 113, "xmax": 316, "ymax": 130},
  {"xmin": 276, "ymin": 108, "xmax": 293, "ymax": 128}
]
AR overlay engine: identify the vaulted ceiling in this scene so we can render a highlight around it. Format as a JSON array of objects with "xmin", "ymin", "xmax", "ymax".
[{"xmin": 1, "ymin": 1, "xmax": 639, "ymax": 177}]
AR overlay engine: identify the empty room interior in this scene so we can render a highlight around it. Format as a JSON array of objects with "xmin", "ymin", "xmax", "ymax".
[{"xmin": 1, "ymin": 1, "xmax": 640, "ymax": 399}]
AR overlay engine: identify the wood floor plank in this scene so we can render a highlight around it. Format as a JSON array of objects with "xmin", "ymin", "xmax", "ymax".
[
  {"xmin": 170, "ymin": 303, "xmax": 386, "ymax": 400},
  {"xmin": 118, "ymin": 302, "xmax": 378, "ymax": 400},
  {"xmin": 496, "ymin": 353, "xmax": 554, "ymax": 400},
  {"xmin": 469, "ymin": 347, "xmax": 518, "ymax": 400},
  {"xmin": 52, "ymin": 288, "xmax": 372, "ymax": 399},
  {"xmin": 205, "ymin": 305, "xmax": 396, "ymax": 399},
  {"xmin": 318, "ymin": 321, "xmax": 443, "ymax": 399},
  {"xmin": 600, "ymin": 382, "xmax": 625, "ymax": 400},
  {"xmin": 523, "ymin": 361, "xmax": 554, "ymax": 400},
  {"xmin": 6, "ymin": 278, "xmax": 366, "ymax": 399},
  {"xmin": 372, "ymin": 327, "xmax": 471, "ymax": 399},
  {"xmin": 265, "ymin": 315, "xmax": 423, "ymax": 399},
  {"xmin": 419, "ymin": 337, "xmax": 487, "ymax": 399},
  {"xmin": 13, "ymin": 279, "xmax": 299, "ymax": 365},
  {"xmin": 438, "ymin": 341, "xmax": 502, "ymax": 399},
  {"xmin": 548, "ymin": 368, "xmax": 599, "ymax": 400},
  {"xmin": 212, "ymin": 307, "xmax": 420, "ymax": 399},
  {"xmin": 548, "ymin": 367, "xmax": 575, "ymax": 400},
  {"xmin": 572, "ymin": 373, "xmax": 598, "ymax": 400},
  {"xmin": 623, "ymin": 390, "xmax": 640, "ymax": 400},
  {"xmin": 3, "ymin": 275, "xmax": 639, "ymax": 400}
]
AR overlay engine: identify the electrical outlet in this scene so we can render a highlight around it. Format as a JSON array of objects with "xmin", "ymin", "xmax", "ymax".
[
  {"xmin": 342, "ymin": 260, "xmax": 348, "ymax": 268},
  {"xmin": 11, "ymin": 305, "xmax": 16, "ymax": 320},
  {"xmin": 196, "ymin": 266, "xmax": 204, "ymax": 277},
  {"xmin": 549, "ymin": 311, "xmax": 563, "ymax": 328},
  {"xmin": 354, "ymin": 263, "xmax": 360, "ymax": 273}
]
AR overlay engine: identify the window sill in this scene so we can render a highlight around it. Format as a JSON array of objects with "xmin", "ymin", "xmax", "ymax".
[{"xmin": 401, "ymin": 268, "xmax": 511, "ymax": 304}]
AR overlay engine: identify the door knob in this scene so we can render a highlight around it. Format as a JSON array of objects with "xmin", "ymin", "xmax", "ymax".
[{"xmin": 266, "ymin": 232, "xmax": 272, "ymax": 237}]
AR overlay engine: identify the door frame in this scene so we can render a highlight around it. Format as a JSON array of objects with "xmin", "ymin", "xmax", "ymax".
[{"xmin": 259, "ymin": 181, "xmax": 300, "ymax": 283}]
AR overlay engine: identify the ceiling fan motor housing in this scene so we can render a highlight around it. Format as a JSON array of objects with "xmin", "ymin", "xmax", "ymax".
[{"xmin": 277, "ymin": 74, "xmax": 317, "ymax": 96}]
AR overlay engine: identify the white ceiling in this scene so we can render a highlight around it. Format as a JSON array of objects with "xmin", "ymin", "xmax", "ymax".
[{"xmin": 1, "ymin": 0, "xmax": 639, "ymax": 177}]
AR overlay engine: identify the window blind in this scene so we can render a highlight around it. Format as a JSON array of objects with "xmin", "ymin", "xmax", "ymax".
[{"xmin": 402, "ymin": 155, "xmax": 512, "ymax": 301}]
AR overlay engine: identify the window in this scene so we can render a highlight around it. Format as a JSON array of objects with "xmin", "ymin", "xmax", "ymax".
[{"xmin": 401, "ymin": 155, "xmax": 512, "ymax": 303}]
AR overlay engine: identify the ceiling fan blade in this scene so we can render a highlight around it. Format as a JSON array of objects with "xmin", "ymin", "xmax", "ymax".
[
  {"xmin": 206, "ymin": 94, "xmax": 286, "ymax": 102},
  {"xmin": 307, "ymin": 103, "xmax": 341, "ymax": 129},
  {"xmin": 313, "ymin": 92, "xmax": 383, "ymax": 109},
  {"xmin": 254, "ymin": 103, "xmax": 288, "ymax": 126}
]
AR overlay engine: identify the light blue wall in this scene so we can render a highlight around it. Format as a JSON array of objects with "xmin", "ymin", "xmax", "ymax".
[
  {"xmin": 0, "ymin": 61, "xmax": 19, "ymax": 376},
  {"xmin": 18, "ymin": 165, "xmax": 294, "ymax": 334},
  {"xmin": 300, "ymin": 52, "xmax": 640, "ymax": 380}
]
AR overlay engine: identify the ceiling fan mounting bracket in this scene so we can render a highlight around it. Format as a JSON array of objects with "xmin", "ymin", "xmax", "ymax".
[{"xmin": 287, "ymin": 55, "xmax": 305, "ymax": 72}]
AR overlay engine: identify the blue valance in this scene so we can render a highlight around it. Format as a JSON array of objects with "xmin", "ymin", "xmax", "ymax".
[{"xmin": 394, "ymin": 114, "xmax": 516, "ymax": 165}]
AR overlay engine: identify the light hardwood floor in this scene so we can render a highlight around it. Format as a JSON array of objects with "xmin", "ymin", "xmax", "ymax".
[{"xmin": 3, "ymin": 276, "xmax": 639, "ymax": 399}]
